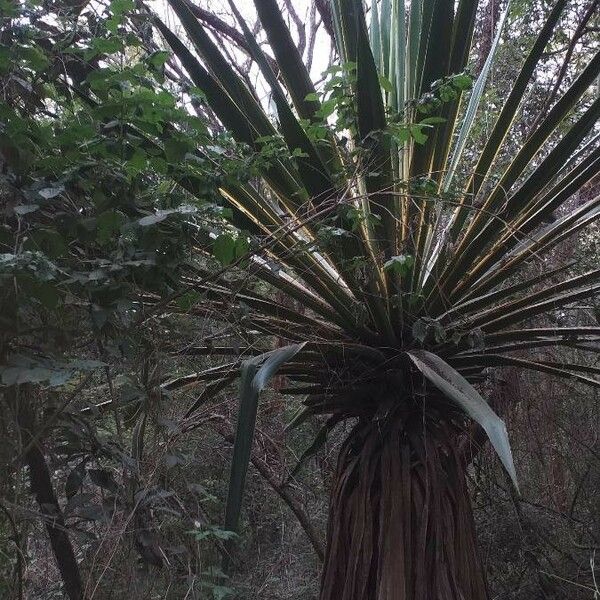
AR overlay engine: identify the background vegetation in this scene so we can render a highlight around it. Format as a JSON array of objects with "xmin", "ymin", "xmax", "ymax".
[{"xmin": 1, "ymin": 0, "xmax": 598, "ymax": 598}]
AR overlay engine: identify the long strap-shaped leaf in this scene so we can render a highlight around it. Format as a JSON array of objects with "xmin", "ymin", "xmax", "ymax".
[
  {"xmin": 437, "ymin": 262, "xmax": 574, "ymax": 322},
  {"xmin": 486, "ymin": 327, "xmax": 600, "ymax": 344},
  {"xmin": 509, "ymin": 141, "xmax": 600, "ymax": 237},
  {"xmin": 482, "ymin": 282, "xmax": 600, "ymax": 333},
  {"xmin": 442, "ymin": 0, "xmax": 511, "ymax": 193},
  {"xmin": 423, "ymin": 0, "xmax": 574, "ymax": 294},
  {"xmin": 370, "ymin": 0, "xmax": 382, "ymax": 71},
  {"xmin": 447, "ymin": 0, "xmax": 569, "ymax": 235},
  {"xmin": 170, "ymin": 0, "xmax": 389, "ymax": 337},
  {"xmin": 460, "ymin": 269, "xmax": 600, "ymax": 330},
  {"xmin": 332, "ymin": 0, "xmax": 396, "ymax": 256},
  {"xmin": 217, "ymin": 186, "xmax": 374, "ymax": 330},
  {"xmin": 435, "ymin": 324, "xmax": 600, "ymax": 358},
  {"xmin": 164, "ymin": 0, "xmax": 312, "ymax": 208},
  {"xmin": 162, "ymin": 361, "xmax": 241, "ymax": 391},
  {"xmin": 184, "ymin": 376, "xmax": 236, "ymax": 418},
  {"xmin": 448, "ymin": 51, "xmax": 600, "ymax": 278},
  {"xmin": 465, "ymin": 194, "xmax": 600, "ymax": 299},
  {"xmin": 453, "ymin": 95, "xmax": 600, "ymax": 298},
  {"xmin": 225, "ymin": 3, "xmax": 384, "ymax": 316},
  {"xmin": 453, "ymin": 338, "xmax": 600, "ymax": 356},
  {"xmin": 444, "ymin": 329, "xmax": 600, "ymax": 360},
  {"xmin": 251, "ymin": 0, "xmax": 343, "ymax": 175},
  {"xmin": 409, "ymin": 0, "xmax": 454, "ymax": 176},
  {"xmin": 154, "ymin": 16, "xmax": 305, "ymax": 212},
  {"xmin": 405, "ymin": 0, "xmax": 455, "ymax": 274},
  {"xmin": 512, "ymin": 111, "xmax": 600, "ymax": 212},
  {"xmin": 406, "ymin": 0, "xmax": 453, "ymax": 242},
  {"xmin": 429, "ymin": 0, "xmax": 478, "ymax": 177},
  {"xmin": 329, "ymin": 0, "xmax": 399, "ymax": 339},
  {"xmin": 287, "ymin": 415, "xmax": 342, "ymax": 482},
  {"xmin": 252, "ymin": 0, "xmax": 318, "ymax": 121},
  {"xmin": 458, "ymin": 133, "xmax": 600, "ymax": 296},
  {"xmin": 224, "ymin": 342, "xmax": 307, "ymax": 565},
  {"xmin": 407, "ymin": 350, "xmax": 519, "ymax": 490},
  {"xmin": 405, "ymin": 0, "xmax": 423, "ymax": 100},
  {"xmin": 389, "ymin": 0, "xmax": 406, "ymax": 112},
  {"xmin": 450, "ymin": 354, "xmax": 600, "ymax": 389},
  {"xmin": 227, "ymin": 0, "xmax": 334, "ymax": 202},
  {"xmin": 167, "ymin": 0, "xmax": 271, "ymax": 132}
]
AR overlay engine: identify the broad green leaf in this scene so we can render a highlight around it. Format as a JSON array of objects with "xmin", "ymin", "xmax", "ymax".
[
  {"xmin": 39, "ymin": 185, "xmax": 65, "ymax": 199},
  {"xmin": 213, "ymin": 234, "xmax": 236, "ymax": 266},
  {"xmin": 88, "ymin": 468, "xmax": 120, "ymax": 493},
  {"xmin": 383, "ymin": 254, "xmax": 414, "ymax": 276},
  {"xmin": 378, "ymin": 75, "xmax": 393, "ymax": 93},
  {"xmin": 96, "ymin": 210, "xmax": 125, "ymax": 244},
  {"xmin": 164, "ymin": 137, "xmax": 191, "ymax": 162},
  {"xmin": 0, "ymin": 356, "xmax": 105, "ymax": 387},
  {"xmin": 138, "ymin": 213, "xmax": 167, "ymax": 226}
]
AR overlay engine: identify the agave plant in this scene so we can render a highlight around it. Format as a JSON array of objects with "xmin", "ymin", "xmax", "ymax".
[{"xmin": 153, "ymin": 0, "xmax": 600, "ymax": 597}]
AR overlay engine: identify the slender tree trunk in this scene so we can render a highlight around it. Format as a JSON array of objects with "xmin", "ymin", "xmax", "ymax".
[
  {"xmin": 319, "ymin": 407, "xmax": 488, "ymax": 600},
  {"xmin": 12, "ymin": 387, "xmax": 84, "ymax": 600}
]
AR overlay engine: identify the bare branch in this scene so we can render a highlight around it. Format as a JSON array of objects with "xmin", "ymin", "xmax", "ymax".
[
  {"xmin": 281, "ymin": 0, "xmax": 306, "ymax": 55},
  {"xmin": 306, "ymin": 1, "xmax": 321, "ymax": 72},
  {"xmin": 314, "ymin": 0, "xmax": 335, "ymax": 40}
]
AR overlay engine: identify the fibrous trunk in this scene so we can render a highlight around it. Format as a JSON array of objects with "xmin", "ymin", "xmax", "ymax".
[{"xmin": 319, "ymin": 409, "xmax": 488, "ymax": 600}]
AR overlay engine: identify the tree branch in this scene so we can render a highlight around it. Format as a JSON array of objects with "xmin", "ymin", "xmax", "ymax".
[
  {"xmin": 529, "ymin": 0, "xmax": 599, "ymax": 133},
  {"xmin": 215, "ymin": 423, "xmax": 325, "ymax": 561},
  {"xmin": 10, "ymin": 386, "xmax": 84, "ymax": 600},
  {"xmin": 314, "ymin": 0, "xmax": 335, "ymax": 40}
]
